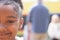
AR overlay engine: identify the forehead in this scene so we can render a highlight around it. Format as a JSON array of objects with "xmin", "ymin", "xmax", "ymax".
[
  {"xmin": 0, "ymin": 5, "xmax": 14, "ymax": 12},
  {"xmin": 0, "ymin": 5, "xmax": 18, "ymax": 16}
]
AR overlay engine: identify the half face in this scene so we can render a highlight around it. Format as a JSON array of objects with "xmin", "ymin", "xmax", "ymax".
[{"xmin": 0, "ymin": 5, "xmax": 21, "ymax": 40}]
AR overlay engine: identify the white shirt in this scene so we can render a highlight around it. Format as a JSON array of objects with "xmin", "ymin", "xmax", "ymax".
[
  {"xmin": 23, "ymin": 25, "xmax": 28, "ymax": 40},
  {"xmin": 15, "ymin": 36, "xmax": 23, "ymax": 40},
  {"xmin": 48, "ymin": 23, "xmax": 60, "ymax": 39}
]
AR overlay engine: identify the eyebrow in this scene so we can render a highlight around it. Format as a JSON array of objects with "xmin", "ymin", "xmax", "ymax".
[{"xmin": 7, "ymin": 16, "xmax": 17, "ymax": 19}]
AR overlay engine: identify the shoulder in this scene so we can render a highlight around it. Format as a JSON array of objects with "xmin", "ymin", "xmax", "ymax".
[
  {"xmin": 34, "ymin": 4, "xmax": 48, "ymax": 11},
  {"xmin": 49, "ymin": 23, "xmax": 55, "ymax": 26}
]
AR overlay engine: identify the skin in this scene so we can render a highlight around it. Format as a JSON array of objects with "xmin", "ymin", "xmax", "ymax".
[
  {"xmin": 38, "ymin": 0, "xmax": 43, "ymax": 3},
  {"xmin": 51, "ymin": 15, "xmax": 60, "ymax": 23},
  {"xmin": 0, "ymin": 5, "xmax": 23, "ymax": 40}
]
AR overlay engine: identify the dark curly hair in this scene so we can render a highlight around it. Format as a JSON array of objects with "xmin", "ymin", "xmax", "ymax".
[
  {"xmin": 0, "ymin": 0, "xmax": 23, "ymax": 9},
  {"xmin": 13, "ymin": 0, "xmax": 23, "ymax": 9}
]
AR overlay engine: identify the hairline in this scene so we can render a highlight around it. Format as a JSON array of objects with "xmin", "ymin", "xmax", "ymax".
[{"xmin": 0, "ymin": 1, "xmax": 22, "ymax": 19}]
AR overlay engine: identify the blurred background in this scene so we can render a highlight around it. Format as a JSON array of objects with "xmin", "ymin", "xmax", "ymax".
[{"xmin": 17, "ymin": 0, "xmax": 60, "ymax": 40}]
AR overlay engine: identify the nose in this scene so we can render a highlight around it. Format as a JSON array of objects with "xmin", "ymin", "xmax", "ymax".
[
  {"xmin": 0, "ymin": 24, "xmax": 7, "ymax": 32},
  {"xmin": 0, "ymin": 24, "xmax": 5, "ymax": 27}
]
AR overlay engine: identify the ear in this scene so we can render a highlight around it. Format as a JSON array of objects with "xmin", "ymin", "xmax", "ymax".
[{"xmin": 18, "ymin": 18, "xmax": 24, "ymax": 30}]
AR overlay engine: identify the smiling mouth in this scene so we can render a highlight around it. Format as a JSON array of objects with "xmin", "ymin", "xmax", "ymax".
[
  {"xmin": 0, "ymin": 32, "xmax": 12, "ymax": 39},
  {"xmin": 0, "ymin": 32, "xmax": 11, "ymax": 36}
]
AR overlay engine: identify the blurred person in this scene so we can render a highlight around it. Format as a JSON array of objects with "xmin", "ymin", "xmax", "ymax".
[
  {"xmin": 48, "ymin": 14, "xmax": 60, "ymax": 40},
  {"xmin": 27, "ymin": 0, "xmax": 49, "ymax": 40},
  {"xmin": 22, "ymin": 15, "xmax": 27, "ymax": 30},
  {"xmin": 0, "ymin": 1, "xmax": 23, "ymax": 40}
]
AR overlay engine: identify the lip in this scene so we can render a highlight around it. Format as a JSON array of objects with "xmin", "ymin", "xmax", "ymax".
[
  {"xmin": 0, "ymin": 32, "xmax": 11, "ymax": 38},
  {"xmin": 0, "ymin": 32, "xmax": 11, "ymax": 35}
]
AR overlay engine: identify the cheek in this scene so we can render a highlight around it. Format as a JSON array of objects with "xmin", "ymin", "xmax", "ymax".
[{"xmin": 7, "ymin": 23, "xmax": 19, "ymax": 35}]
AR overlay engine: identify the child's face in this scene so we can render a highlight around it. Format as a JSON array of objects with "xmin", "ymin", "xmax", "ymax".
[
  {"xmin": 51, "ymin": 15, "xmax": 59, "ymax": 23},
  {"xmin": 0, "ymin": 5, "xmax": 22, "ymax": 40}
]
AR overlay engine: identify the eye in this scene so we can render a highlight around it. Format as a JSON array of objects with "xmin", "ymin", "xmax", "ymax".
[{"xmin": 7, "ymin": 20, "xmax": 16, "ymax": 24}]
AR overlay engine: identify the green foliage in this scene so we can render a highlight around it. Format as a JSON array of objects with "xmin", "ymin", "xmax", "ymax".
[{"xmin": 17, "ymin": 31, "xmax": 23, "ymax": 37}]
